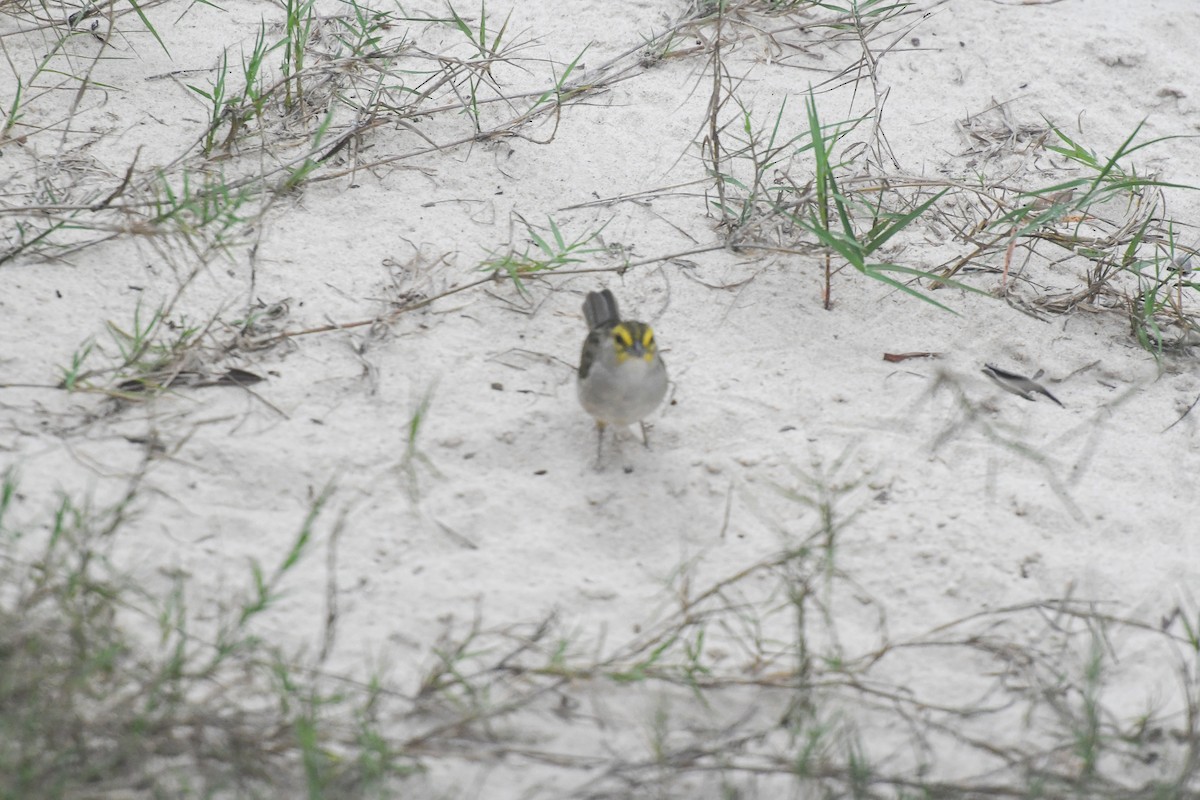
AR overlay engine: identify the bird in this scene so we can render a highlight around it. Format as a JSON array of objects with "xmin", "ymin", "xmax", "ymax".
[{"xmin": 576, "ymin": 289, "xmax": 668, "ymax": 458}]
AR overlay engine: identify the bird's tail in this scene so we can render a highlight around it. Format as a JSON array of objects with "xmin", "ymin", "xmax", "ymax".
[{"xmin": 582, "ymin": 289, "xmax": 620, "ymax": 330}]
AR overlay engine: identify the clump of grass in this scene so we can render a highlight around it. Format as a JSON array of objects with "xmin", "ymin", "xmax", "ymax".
[
  {"xmin": 5, "ymin": 453, "xmax": 1198, "ymax": 798},
  {"xmin": 369, "ymin": 455, "xmax": 1200, "ymax": 798},
  {"xmin": 188, "ymin": 22, "xmax": 276, "ymax": 155},
  {"xmin": 443, "ymin": 1, "xmax": 515, "ymax": 133},
  {"xmin": 0, "ymin": 470, "xmax": 414, "ymax": 798},
  {"xmin": 1126, "ymin": 227, "xmax": 1200, "ymax": 353},
  {"xmin": 686, "ymin": 3, "xmax": 1199, "ymax": 347},
  {"xmin": 0, "ymin": 0, "xmax": 621, "ymax": 270},
  {"xmin": 796, "ymin": 90, "xmax": 954, "ymax": 310},
  {"xmin": 283, "ymin": 0, "xmax": 319, "ymax": 111},
  {"xmin": 57, "ymin": 299, "xmax": 205, "ymax": 398},
  {"xmin": 931, "ymin": 118, "xmax": 1200, "ymax": 351},
  {"xmin": 702, "ymin": 83, "xmax": 960, "ymax": 310},
  {"xmin": 693, "ymin": 2, "xmax": 966, "ymax": 311},
  {"xmin": 478, "ymin": 215, "xmax": 609, "ymax": 297}
]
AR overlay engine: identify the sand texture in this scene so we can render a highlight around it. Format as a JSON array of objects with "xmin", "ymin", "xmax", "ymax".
[{"xmin": 2, "ymin": 0, "xmax": 1200, "ymax": 797}]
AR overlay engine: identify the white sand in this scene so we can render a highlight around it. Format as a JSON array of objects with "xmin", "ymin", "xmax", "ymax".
[{"xmin": 2, "ymin": 0, "xmax": 1199, "ymax": 795}]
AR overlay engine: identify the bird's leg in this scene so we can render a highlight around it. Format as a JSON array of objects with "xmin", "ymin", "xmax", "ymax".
[{"xmin": 639, "ymin": 421, "xmax": 651, "ymax": 449}]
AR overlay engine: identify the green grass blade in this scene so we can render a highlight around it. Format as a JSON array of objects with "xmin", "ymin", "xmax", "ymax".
[
  {"xmin": 861, "ymin": 188, "xmax": 948, "ymax": 257},
  {"xmin": 127, "ymin": 0, "xmax": 171, "ymax": 56}
]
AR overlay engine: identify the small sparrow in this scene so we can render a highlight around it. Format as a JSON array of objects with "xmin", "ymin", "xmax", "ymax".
[{"xmin": 576, "ymin": 289, "xmax": 668, "ymax": 457}]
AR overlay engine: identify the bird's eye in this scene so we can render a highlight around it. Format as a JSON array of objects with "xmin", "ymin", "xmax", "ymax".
[{"xmin": 612, "ymin": 326, "xmax": 633, "ymax": 349}]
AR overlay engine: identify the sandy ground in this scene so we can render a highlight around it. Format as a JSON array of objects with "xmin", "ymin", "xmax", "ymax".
[{"xmin": 3, "ymin": 0, "xmax": 1200, "ymax": 796}]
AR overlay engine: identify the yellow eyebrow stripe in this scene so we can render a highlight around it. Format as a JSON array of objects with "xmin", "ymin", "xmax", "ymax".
[{"xmin": 610, "ymin": 322, "xmax": 656, "ymax": 364}]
